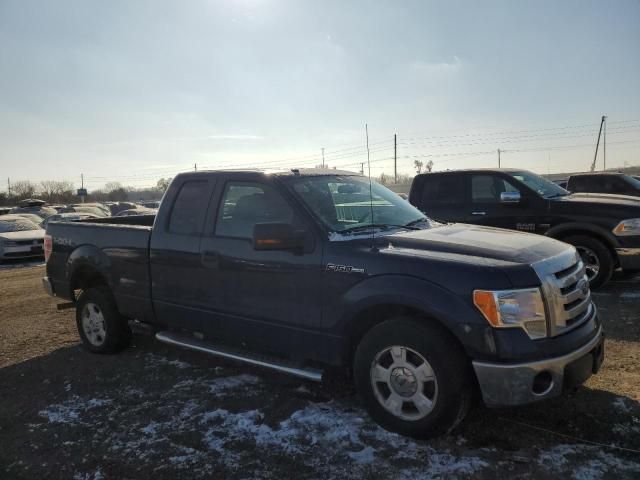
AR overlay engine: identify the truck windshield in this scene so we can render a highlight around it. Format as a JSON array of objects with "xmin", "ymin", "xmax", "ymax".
[
  {"xmin": 624, "ymin": 175, "xmax": 640, "ymax": 189},
  {"xmin": 287, "ymin": 175, "xmax": 429, "ymax": 233},
  {"xmin": 509, "ymin": 170, "xmax": 570, "ymax": 198}
]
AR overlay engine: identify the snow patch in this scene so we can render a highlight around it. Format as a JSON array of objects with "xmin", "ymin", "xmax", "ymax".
[{"xmin": 39, "ymin": 397, "xmax": 112, "ymax": 424}]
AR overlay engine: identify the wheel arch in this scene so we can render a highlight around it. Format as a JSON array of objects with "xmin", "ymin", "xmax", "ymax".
[{"xmin": 545, "ymin": 223, "xmax": 619, "ymax": 265}]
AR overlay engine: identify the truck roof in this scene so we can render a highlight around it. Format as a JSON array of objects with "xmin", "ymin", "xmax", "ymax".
[
  {"xmin": 415, "ymin": 168, "xmax": 524, "ymax": 175},
  {"xmin": 569, "ymin": 171, "xmax": 627, "ymax": 177},
  {"xmin": 174, "ymin": 168, "xmax": 362, "ymax": 179}
]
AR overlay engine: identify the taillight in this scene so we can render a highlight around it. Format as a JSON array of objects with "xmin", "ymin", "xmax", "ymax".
[{"xmin": 44, "ymin": 235, "xmax": 53, "ymax": 262}]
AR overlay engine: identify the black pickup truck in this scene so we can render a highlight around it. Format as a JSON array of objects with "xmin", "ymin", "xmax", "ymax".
[
  {"xmin": 43, "ymin": 169, "xmax": 604, "ymax": 438},
  {"xmin": 410, "ymin": 169, "xmax": 640, "ymax": 288}
]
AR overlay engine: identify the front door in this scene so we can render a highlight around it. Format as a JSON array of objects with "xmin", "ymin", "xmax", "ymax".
[
  {"xmin": 466, "ymin": 173, "xmax": 540, "ymax": 233},
  {"xmin": 198, "ymin": 177, "xmax": 323, "ymax": 358}
]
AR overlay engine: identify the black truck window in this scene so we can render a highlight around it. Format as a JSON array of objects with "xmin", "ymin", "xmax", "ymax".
[
  {"xmin": 168, "ymin": 180, "xmax": 209, "ymax": 235},
  {"xmin": 215, "ymin": 182, "xmax": 294, "ymax": 239},
  {"xmin": 471, "ymin": 175, "xmax": 518, "ymax": 203},
  {"xmin": 420, "ymin": 175, "xmax": 465, "ymax": 205}
]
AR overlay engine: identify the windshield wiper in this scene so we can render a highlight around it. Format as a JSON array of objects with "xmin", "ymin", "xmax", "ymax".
[{"xmin": 340, "ymin": 223, "xmax": 421, "ymax": 234}]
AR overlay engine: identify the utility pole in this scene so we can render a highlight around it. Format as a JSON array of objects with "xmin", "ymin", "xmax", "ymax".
[
  {"xmin": 394, "ymin": 134, "xmax": 397, "ymax": 183},
  {"xmin": 194, "ymin": 163, "xmax": 197, "ymax": 172},
  {"xmin": 603, "ymin": 116, "xmax": 607, "ymax": 171},
  {"xmin": 7, "ymin": 178, "xmax": 11, "ymax": 199},
  {"xmin": 81, "ymin": 173, "xmax": 85, "ymax": 203},
  {"xmin": 591, "ymin": 115, "xmax": 606, "ymax": 172},
  {"xmin": 322, "ymin": 148, "xmax": 325, "ymax": 168},
  {"xmin": 360, "ymin": 162, "xmax": 364, "ymax": 175},
  {"xmin": 498, "ymin": 149, "xmax": 501, "ymax": 168}
]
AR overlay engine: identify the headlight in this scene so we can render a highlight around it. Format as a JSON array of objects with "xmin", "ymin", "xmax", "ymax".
[
  {"xmin": 473, "ymin": 288, "xmax": 547, "ymax": 339},
  {"xmin": 613, "ymin": 218, "xmax": 640, "ymax": 236}
]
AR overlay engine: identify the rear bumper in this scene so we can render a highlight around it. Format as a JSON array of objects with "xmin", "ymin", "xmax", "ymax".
[
  {"xmin": 42, "ymin": 276, "xmax": 55, "ymax": 297},
  {"xmin": 472, "ymin": 325, "xmax": 604, "ymax": 407},
  {"xmin": 616, "ymin": 247, "xmax": 640, "ymax": 271}
]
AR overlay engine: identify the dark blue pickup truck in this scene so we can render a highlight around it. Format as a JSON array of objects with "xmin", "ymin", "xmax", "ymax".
[{"xmin": 43, "ymin": 169, "xmax": 604, "ymax": 438}]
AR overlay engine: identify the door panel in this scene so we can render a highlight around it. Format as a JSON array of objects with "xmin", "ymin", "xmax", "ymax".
[
  {"xmin": 150, "ymin": 178, "xmax": 216, "ymax": 332},
  {"xmin": 198, "ymin": 179, "xmax": 323, "ymax": 357}
]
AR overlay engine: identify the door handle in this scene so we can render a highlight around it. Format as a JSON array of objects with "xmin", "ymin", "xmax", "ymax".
[{"xmin": 471, "ymin": 211, "xmax": 486, "ymax": 216}]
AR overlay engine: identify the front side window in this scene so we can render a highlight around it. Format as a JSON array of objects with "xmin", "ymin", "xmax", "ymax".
[
  {"xmin": 215, "ymin": 182, "xmax": 294, "ymax": 239},
  {"xmin": 287, "ymin": 175, "xmax": 427, "ymax": 233},
  {"xmin": 168, "ymin": 181, "xmax": 209, "ymax": 235},
  {"xmin": 471, "ymin": 175, "xmax": 521, "ymax": 203}
]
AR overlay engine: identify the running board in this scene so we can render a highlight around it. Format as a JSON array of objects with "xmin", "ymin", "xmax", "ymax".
[{"xmin": 155, "ymin": 331, "xmax": 323, "ymax": 382}]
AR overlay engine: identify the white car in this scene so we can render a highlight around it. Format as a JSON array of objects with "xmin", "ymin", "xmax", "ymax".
[{"xmin": 0, "ymin": 215, "xmax": 45, "ymax": 261}]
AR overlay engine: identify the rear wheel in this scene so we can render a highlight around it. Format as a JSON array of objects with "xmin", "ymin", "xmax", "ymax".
[
  {"xmin": 563, "ymin": 235, "xmax": 613, "ymax": 289},
  {"xmin": 353, "ymin": 317, "xmax": 472, "ymax": 439},
  {"xmin": 76, "ymin": 287, "xmax": 131, "ymax": 353}
]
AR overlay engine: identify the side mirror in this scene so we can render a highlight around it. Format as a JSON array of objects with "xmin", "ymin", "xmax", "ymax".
[
  {"xmin": 253, "ymin": 223, "xmax": 305, "ymax": 251},
  {"xmin": 500, "ymin": 191, "xmax": 521, "ymax": 204}
]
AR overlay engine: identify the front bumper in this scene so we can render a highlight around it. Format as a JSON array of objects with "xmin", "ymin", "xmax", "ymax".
[
  {"xmin": 616, "ymin": 247, "xmax": 640, "ymax": 271},
  {"xmin": 472, "ymin": 325, "xmax": 604, "ymax": 407}
]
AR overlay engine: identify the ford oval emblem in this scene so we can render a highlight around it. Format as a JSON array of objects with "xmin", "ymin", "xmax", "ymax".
[{"xmin": 578, "ymin": 279, "xmax": 589, "ymax": 296}]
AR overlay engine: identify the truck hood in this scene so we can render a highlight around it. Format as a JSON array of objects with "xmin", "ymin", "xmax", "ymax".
[
  {"xmin": 0, "ymin": 229, "xmax": 45, "ymax": 241},
  {"xmin": 383, "ymin": 223, "xmax": 569, "ymax": 266},
  {"xmin": 554, "ymin": 192, "xmax": 640, "ymax": 207}
]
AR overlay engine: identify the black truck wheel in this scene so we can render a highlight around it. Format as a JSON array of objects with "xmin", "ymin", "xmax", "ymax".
[
  {"xmin": 76, "ymin": 287, "xmax": 131, "ymax": 353},
  {"xmin": 563, "ymin": 235, "xmax": 613, "ymax": 289},
  {"xmin": 353, "ymin": 317, "xmax": 472, "ymax": 439}
]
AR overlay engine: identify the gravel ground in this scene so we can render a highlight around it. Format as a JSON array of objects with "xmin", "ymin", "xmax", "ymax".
[{"xmin": 0, "ymin": 262, "xmax": 639, "ymax": 479}]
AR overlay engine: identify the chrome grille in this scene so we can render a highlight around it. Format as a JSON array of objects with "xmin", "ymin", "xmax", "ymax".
[{"xmin": 532, "ymin": 248, "xmax": 593, "ymax": 337}]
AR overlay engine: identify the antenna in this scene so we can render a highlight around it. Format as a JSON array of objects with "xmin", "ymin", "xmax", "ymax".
[{"xmin": 365, "ymin": 124, "xmax": 377, "ymax": 251}]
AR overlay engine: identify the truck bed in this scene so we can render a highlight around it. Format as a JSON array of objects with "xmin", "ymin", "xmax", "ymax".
[{"xmin": 45, "ymin": 216, "xmax": 154, "ymax": 322}]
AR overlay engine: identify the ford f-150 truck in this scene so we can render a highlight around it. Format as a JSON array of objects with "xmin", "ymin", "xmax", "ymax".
[
  {"xmin": 43, "ymin": 169, "xmax": 604, "ymax": 438},
  {"xmin": 409, "ymin": 169, "xmax": 640, "ymax": 288}
]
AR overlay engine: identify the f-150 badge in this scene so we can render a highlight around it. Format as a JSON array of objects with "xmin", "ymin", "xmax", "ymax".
[{"xmin": 326, "ymin": 263, "xmax": 365, "ymax": 274}]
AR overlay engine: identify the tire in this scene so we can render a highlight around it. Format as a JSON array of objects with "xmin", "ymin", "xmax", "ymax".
[
  {"xmin": 353, "ymin": 317, "xmax": 473, "ymax": 439},
  {"xmin": 563, "ymin": 235, "xmax": 613, "ymax": 289},
  {"xmin": 75, "ymin": 287, "xmax": 131, "ymax": 353}
]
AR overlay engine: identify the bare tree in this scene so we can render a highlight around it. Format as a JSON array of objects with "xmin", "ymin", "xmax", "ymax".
[
  {"xmin": 156, "ymin": 178, "xmax": 172, "ymax": 192},
  {"xmin": 414, "ymin": 160, "xmax": 424, "ymax": 174},
  {"xmin": 40, "ymin": 180, "xmax": 75, "ymax": 201},
  {"xmin": 11, "ymin": 180, "xmax": 36, "ymax": 200},
  {"xmin": 425, "ymin": 160, "xmax": 434, "ymax": 173}
]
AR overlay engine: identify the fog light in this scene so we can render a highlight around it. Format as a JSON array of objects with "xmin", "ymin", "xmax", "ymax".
[{"xmin": 532, "ymin": 371, "xmax": 553, "ymax": 395}]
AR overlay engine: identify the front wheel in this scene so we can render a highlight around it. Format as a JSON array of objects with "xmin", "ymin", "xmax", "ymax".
[
  {"xmin": 353, "ymin": 317, "xmax": 472, "ymax": 439},
  {"xmin": 563, "ymin": 235, "xmax": 613, "ymax": 289},
  {"xmin": 76, "ymin": 287, "xmax": 131, "ymax": 353}
]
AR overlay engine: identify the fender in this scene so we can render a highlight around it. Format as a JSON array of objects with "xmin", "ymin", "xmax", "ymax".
[
  {"xmin": 544, "ymin": 222, "xmax": 620, "ymax": 249},
  {"xmin": 66, "ymin": 244, "xmax": 113, "ymax": 295},
  {"xmin": 337, "ymin": 274, "xmax": 495, "ymax": 359}
]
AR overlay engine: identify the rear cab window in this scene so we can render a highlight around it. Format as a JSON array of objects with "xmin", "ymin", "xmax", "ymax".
[
  {"xmin": 418, "ymin": 175, "xmax": 466, "ymax": 206},
  {"xmin": 168, "ymin": 180, "xmax": 210, "ymax": 235}
]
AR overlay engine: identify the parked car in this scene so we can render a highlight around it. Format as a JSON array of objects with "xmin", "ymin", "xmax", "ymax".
[
  {"xmin": 114, "ymin": 208, "xmax": 157, "ymax": 217},
  {"xmin": 108, "ymin": 202, "xmax": 137, "ymax": 216},
  {"xmin": 60, "ymin": 205, "xmax": 109, "ymax": 217},
  {"xmin": 43, "ymin": 169, "xmax": 603, "ymax": 439},
  {"xmin": 409, "ymin": 169, "xmax": 640, "ymax": 288},
  {"xmin": 0, "ymin": 207, "xmax": 14, "ymax": 215},
  {"xmin": 0, "ymin": 215, "xmax": 45, "ymax": 261},
  {"xmin": 140, "ymin": 200, "xmax": 161, "ymax": 209},
  {"xmin": 566, "ymin": 172, "xmax": 640, "ymax": 197},
  {"xmin": 10, "ymin": 205, "xmax": 57, "ymax": 219},
  {"xmin": 42, "ymin": 212, "xmax": 100, "ymax": 229},
  {"xmin": 13, "ymin": 213, "xmax": 45, "ymax": 226}
]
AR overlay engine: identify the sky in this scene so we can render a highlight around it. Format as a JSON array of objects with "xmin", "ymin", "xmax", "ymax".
[{"xmin": 0, "ymin": 0, "xmax": 639, "ymax": 191}]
